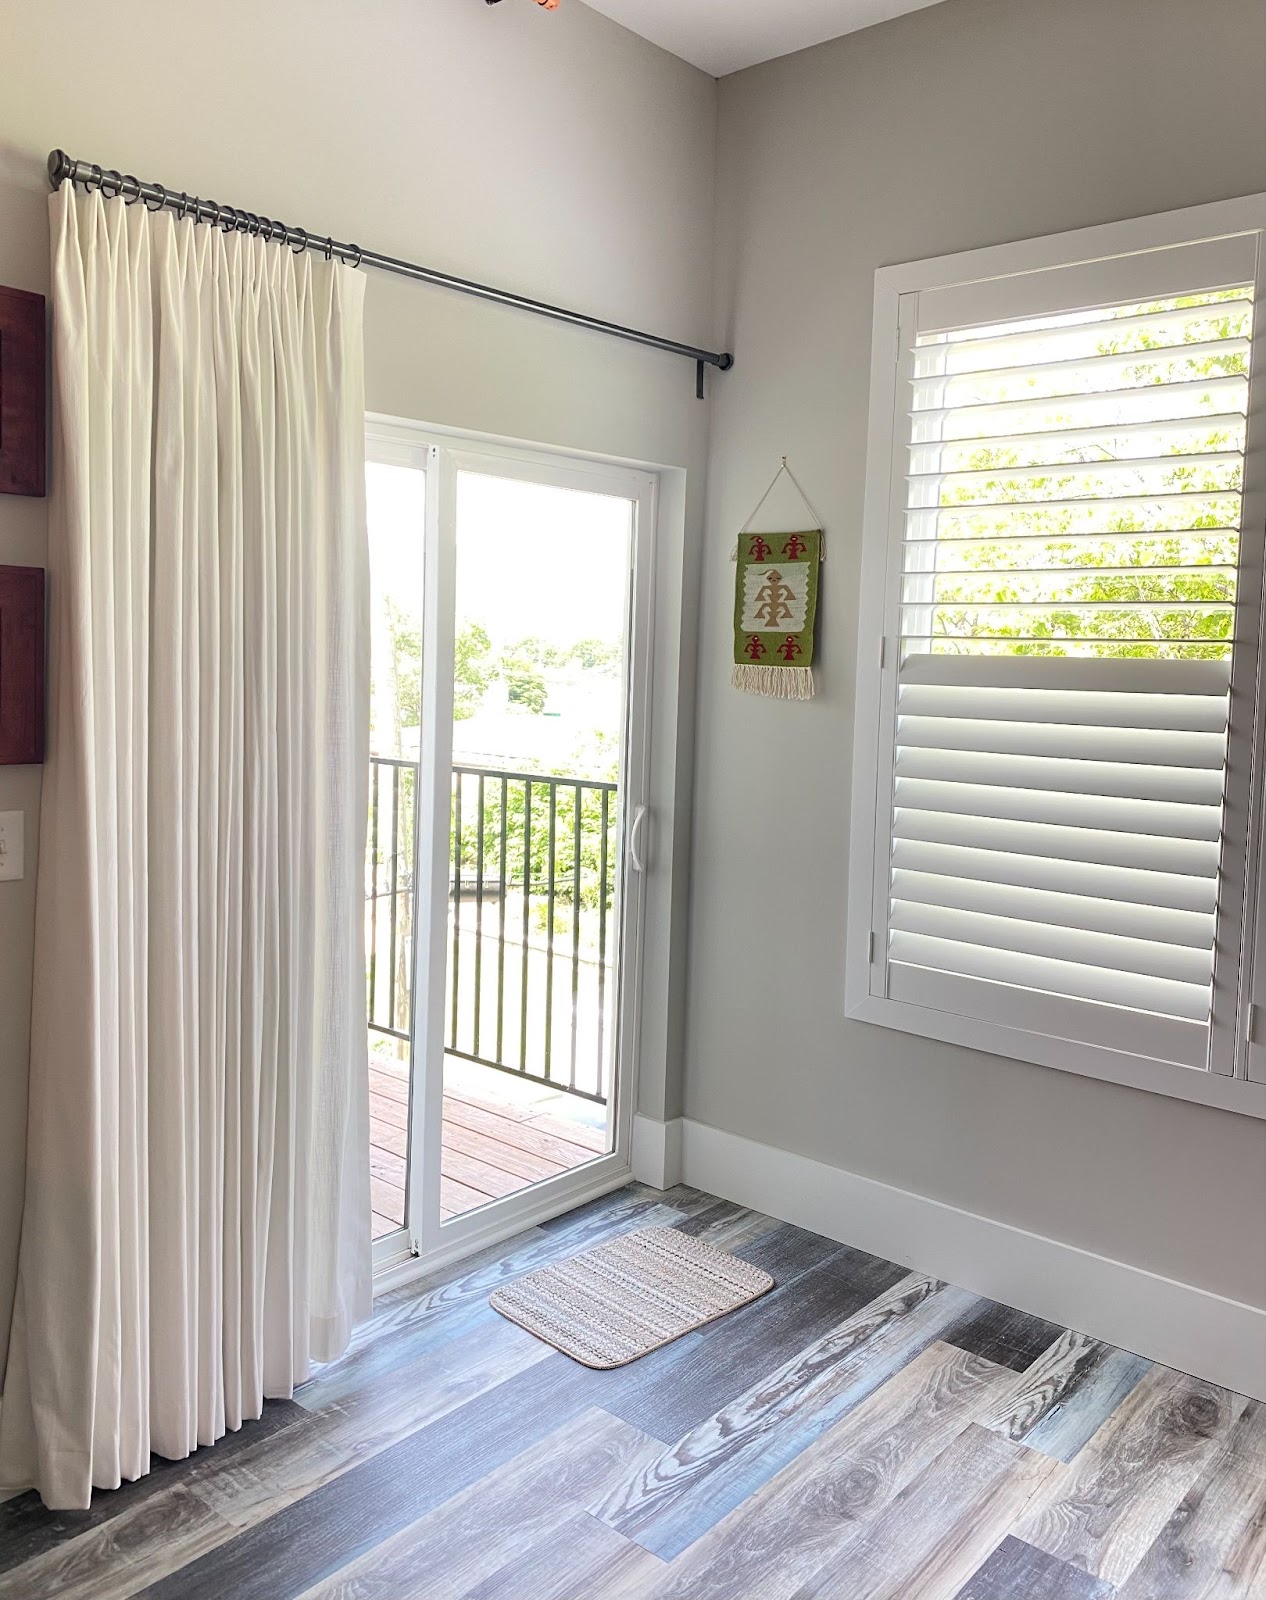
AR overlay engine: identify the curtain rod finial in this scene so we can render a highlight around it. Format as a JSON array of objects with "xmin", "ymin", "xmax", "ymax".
[{"xmin": 47, "ymin": 149, "xmax": 71, "ymax": 189}]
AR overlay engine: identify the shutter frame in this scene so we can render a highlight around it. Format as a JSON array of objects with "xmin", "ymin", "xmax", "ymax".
[{"xmin": 847, "ymin": 196, "xmax": 1266, "ymax": 1118}]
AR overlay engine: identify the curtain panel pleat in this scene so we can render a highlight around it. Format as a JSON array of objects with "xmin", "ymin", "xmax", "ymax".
[{"xmin": 0, "ymin": 184, "xmax": 372, "ymax": 1510}]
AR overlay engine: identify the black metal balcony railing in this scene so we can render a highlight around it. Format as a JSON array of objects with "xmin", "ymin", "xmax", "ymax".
[
  {"xmin": 367, "ymin": 756, "xmax": 417, "ymax": 1046},
  {"xmin": 366, "ymin": 757, "xmax": 617, "ymax": 1105}
]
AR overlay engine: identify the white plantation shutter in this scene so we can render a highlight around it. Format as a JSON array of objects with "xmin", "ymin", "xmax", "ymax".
[
  {"xmin": 857, "ymin": 219, "xmax": 1266, "ymax": 1090},
  {"xmin": 887, "ymin": 654, "xmax": 1227, "ymax": 1067}
]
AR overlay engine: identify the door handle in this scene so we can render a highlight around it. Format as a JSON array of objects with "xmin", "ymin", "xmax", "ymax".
[{"xmin": 629, "ymin": 805, "xmax": 648, "ymax": 873}]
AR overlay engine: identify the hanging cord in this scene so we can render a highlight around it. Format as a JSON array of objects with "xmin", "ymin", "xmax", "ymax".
[{"xmin": 731, "ymin": 457, "xmax": 825, "ymax": 558}]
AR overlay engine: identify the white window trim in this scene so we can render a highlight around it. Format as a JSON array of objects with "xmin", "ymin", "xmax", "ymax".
[{"xmin": 846, "ymin": 194, "xmax": 1266, "ymax": 1119}]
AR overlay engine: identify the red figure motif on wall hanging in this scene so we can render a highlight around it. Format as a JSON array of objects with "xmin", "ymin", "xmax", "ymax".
[
  {"xmin": 747, "ymin": 535, "xmax": 772, "ymax": 562},
  {"xmin": 743, "ymin": 634, "xmax": 767, "ymax": 661},
  {"xmin": 777, "ymin": 635, "xmax": 802, "ymax": 662},
  {"xmin": 781, "ymin": 533, "xmax": 808, "ymax": 560}
]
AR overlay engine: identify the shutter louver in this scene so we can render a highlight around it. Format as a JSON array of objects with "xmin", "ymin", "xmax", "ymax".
[{"xmin": 886, "ymin": 287, "xmax": 1254, "ymax": 1069}]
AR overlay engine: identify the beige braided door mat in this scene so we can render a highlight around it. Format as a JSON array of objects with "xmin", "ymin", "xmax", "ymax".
[{"xmin": 488, "ymin": 1226, "xmax": 776, "ymax": 1369}]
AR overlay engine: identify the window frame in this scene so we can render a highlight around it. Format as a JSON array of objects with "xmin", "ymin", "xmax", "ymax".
[{"xmin": 846, "ymin": 195, "xmax": 1266, "ymax": 1118}]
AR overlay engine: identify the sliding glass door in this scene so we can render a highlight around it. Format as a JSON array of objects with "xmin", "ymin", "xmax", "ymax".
[{"xmin": 366, "ymin": 423, "xmax": 655, "ymax": 1267}]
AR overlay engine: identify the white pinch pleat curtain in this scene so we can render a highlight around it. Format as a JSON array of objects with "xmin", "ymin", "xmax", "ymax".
[{"xmin": 0, "ymin": 183, "xmax": 372, "ymax": 1510}]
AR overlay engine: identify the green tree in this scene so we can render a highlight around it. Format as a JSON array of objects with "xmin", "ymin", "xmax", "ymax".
[
  {"xmin": 497, "ymin": 637, "xmax": 550, "ymax": 714},
  {"xmin": 920, "ymin": 289, "xmax": 1248, "ymax": 661},
  {"xmin": 561, "ymin": 638, "xmax": 622, "ymax": 673},
  {"xmin": 454, "ymin": 621, "xmax": 494, "ymax": 721},
  {"xmin": 383, "ymin": 599, "xmax": 421, "ymax": 752}
]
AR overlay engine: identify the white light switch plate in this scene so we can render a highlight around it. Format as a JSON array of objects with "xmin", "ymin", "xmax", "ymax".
[{"xmin": 0, "ymin": 812, "xmax": 24, "ymax": 881}]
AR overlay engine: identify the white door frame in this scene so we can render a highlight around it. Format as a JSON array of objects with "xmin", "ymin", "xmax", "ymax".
[{"xmin": 366, "ymin": 415, "xmax": 659, "ymax": 1277}]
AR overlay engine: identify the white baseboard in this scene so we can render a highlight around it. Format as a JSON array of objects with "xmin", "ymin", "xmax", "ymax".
[
  {"xmin": 678, "ymin": 1117, "xmax": 1266, "ymax": 1402},
  {"xmin": 632, "ymin": 1113, "xmax": 684, "ymax": 1190}
]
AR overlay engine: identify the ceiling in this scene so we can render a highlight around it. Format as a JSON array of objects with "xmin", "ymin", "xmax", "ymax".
[{"xmin": 581, "ymin": 0, "xmax": 951, "ymax": 76}]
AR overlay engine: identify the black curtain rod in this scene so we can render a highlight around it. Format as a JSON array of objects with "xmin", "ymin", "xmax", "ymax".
[{"xmin": 47, "ymin": 149, "xmax": 733, "ymax": 398}]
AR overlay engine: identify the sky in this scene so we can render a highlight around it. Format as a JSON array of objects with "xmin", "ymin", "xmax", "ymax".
[
  {"xmin": 367, "ymin": 460, "xmax": 633, "ymax": 766},
  {"xmin": 367, "ymin": 462, "xmax": 632, "ymax": 653}
]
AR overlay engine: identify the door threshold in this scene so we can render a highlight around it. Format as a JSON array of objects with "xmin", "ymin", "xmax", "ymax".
[{"xmin": 371, "ymin": 1159, "xmax": 634, "ymax": 1295}]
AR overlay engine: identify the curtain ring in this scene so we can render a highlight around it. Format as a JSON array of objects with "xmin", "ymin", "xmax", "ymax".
[
  {"xmin": 342, "ymin": 242, "xmax": 363, "ymax": 269},
  {"xmin": 88, "ymin": 163, "xmax": 104, "ymax": 193},
  {"xmin": 289, "ymin": 226, "xmax": 308, "ymax": 255},
  {"xmin": 143, "ymin": 181, "xmax": 167, "ymax": 213},
  {"xmin": 122, "ymin": 174, "xmax": 142, "ymax": 205},
  {"xmin": 100, "ymin": 169, "xmax": 123, "ymax": 200},
  {"xmin": 324, "ymin": 236, "xmax": 334, "ymax": 262},
  {"xmin": 270, "ymin": 218, "xmax": 288, "ymax": 246}
]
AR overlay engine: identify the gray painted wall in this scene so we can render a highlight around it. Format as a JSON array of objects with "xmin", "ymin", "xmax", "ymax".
[
  {"xmin": 690, "ymin": 0, "xmax": 1266, "ymax": 1308},
  {"xmin": 0, "ymin": 0, "xmax": 718, "ymax": 1372},
  {"xmin": 1, "ymin": 0, "xmax": 1263, "ymax": 1385}
]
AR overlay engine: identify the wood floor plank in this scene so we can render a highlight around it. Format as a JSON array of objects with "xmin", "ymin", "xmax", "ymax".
[
  {"xmin": 4, "ymin": 1183, "xmax": 1252, "ymax": 1600},
  {"xmin": 596, "ymin": 1230, "xmax": 879, "ymax": 1441},
  {"xmin": 441, "ymin": 1174, "xmax": 493, "ymax": 1214},
  {"xmin": 670, "ymin": 1199, "xmax": 781, "ymax": 1253},
  {"xmin": 134, "ymin": 1311, "xmax": 709, "ymax": 1599},
  {"xmin": 523, "ymin": 1110, "xmax": 607, "ymax": 1154},
  {"xmin": 1024, "ymin": 1345, "xmax": 1153, "ymax": 1463},
  {"xmin": 290, "ymin": 1409, "xmax": 661, "ymax": 1600},
  {"xmin": 462, "ymin": 1507, "xmax": 659, "ymax": 1600},
  {"xmin": 1016, "ymin": 1364, "xmax": 1247, "ymax": 1588},
  {"xmin": 441, "ymin": 1144, "xmax": 535, "ymax": 1199},
  {"xmin": 368, "ymin": 1066, "xmax": 410, "ymax": 1106},
  {"xmin": 370, "ymin": 1175, "xmax": 404, "ymax": 1224},
  {"xmin": 370, "ymin": 1144, "xmax": 406, "ymax": 1188},
  {"xmin": 202, "ymin": 1315, "xmax": 548, "ymax": 1531},
  {"xmin": 368, "ymin": 1088, "xmax": 408, "ymax": 1130},
  {"xmin": 983, "ymin": 1328, "xmax": 1113, "ymax": 1445},
  {"xmin": 605, "ymin": 1341, "xmax": 1022, "ymax": 1600},
  {"xmin": 0, "ymin": 1401, "xmax": 306, "ymax": 1580},
  {"xmin": 594, "ymin": 1276, "xmax": 978, "ymax": 1560},
  {"xmin": 0, "ymin": 1481, "xmax": 240, "ymax": 1600},
  {"xmin": 443, "ymin": 1081, "xmax": 538, "ymax": 1121},
  {"xmin": 441, "ymin": 1119, "xmax": 567, "ymax": 1183},
  {"xmin": 949, "ymin": 1535, "xmax": 1115, "ymax": 1600},
  {"xmin": 1116, "ymin": 1397, "xmax": 1266, "ymax": 1599},
  {"xmin": 800, "ymin": 1425, "xmax": 1058, "ymax": 1600},
  {"xmin": 2, "ymin": 1314, "xmax": 550, "ymax": 1600},
  {"xmin": 943, "ymin": 1298, "xmax": 1070, "ymax": 1373},
  {"xmin": 369, "ymin": 1114, "xmax": 408, "ymax": 1157},
  {"xmin": 442, "ymin": 1095, "xmax": 604, "ymax": 1167},
  {"xmin": 424, "ymin": 1094, "xmax": 602, "ymax": 1220}
]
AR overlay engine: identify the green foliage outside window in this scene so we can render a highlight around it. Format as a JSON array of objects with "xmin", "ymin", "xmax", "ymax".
[{"xmin": 922, "ymin": 291, "xmax": 1249, "ymax": 662}]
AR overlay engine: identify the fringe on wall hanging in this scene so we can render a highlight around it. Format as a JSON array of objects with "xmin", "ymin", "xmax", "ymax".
[{"xmin": 731, "ymin": 458, "xmax": 823, "ymax": 699}]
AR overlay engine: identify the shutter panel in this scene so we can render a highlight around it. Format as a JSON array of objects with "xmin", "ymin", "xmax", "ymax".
[{"xmin": 882, "ymin": 284, "xmax": 1254, "ymax": 1070}]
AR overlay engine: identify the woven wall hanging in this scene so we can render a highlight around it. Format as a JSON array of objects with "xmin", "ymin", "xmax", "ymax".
[{"xmin": 731, "ymin": 458, "xmax": 823, "ymax": 699}]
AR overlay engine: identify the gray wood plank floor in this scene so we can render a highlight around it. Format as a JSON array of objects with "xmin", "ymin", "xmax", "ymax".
[{"xmin": 0, "ymin": 1183, "xmax": 1260, "ymax": 1599}]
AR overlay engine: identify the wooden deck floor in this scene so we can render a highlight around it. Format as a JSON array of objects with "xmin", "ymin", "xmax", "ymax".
[{"xmin": 369, "ymin": 1050, "xmax": 607, "ymax": 1235}]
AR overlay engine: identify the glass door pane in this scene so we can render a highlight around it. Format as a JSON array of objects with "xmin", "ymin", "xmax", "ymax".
[{"xmin": 438, "ymin": 468, "xmax": 633, "ymax": 1222}]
